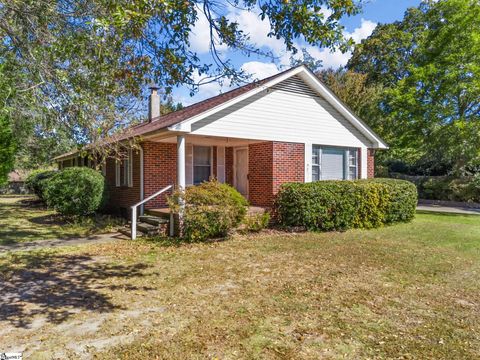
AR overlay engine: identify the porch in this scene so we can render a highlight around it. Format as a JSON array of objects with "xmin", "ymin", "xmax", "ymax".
[{"xmin": 140, "ymin": 132, "xmax": 306, "ymax": 209}]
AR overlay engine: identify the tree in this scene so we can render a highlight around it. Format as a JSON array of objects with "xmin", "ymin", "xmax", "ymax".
[
  {"xmin": 290, "ymin": 48, "xmax": 324, "ymax": 73},
  {"xmin": 347, "ymin": 0, "xmax": 480, "ymax": 175},
  {"xmin": 0, "ymin": 65, "xmax": 15, "ymax": 184},
  {"xmin": 317, "ymin": 68, "xmax": 383, "ymax": 130},
  {"xmin": 0, "ymin": 114, "xmax": 15, "ymax": 185},
  {"xmin": 0, "ymin": 0, "xmax": 360, "ymax": 168}
]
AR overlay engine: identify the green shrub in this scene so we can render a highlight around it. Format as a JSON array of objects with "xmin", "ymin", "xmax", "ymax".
[
  {"xmin": 275, "ymin": 178, "xmax": 417, "ymax": 231},
  {"xmin": 366, "ymin": 178, "xmax": 418, "ymax": 223},
  {"xmin": 43, "ymin": 167, "xmax": 106, "ymax": 216},
  {"xmin": 25, "ymin": 169, "xmax": 57, "ymax": 200},
  {"xmin": 168, "ymin": 180, "xmax": 248, "ymax": 242},
  {"xmin": 242, "ymin": 212, "xmax": 271, "ymax": 233}
]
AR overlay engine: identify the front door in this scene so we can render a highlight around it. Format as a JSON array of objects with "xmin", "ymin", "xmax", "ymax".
[{"xmin": 234, "ymin": 147, "xmax": 248, "ymax": 197}]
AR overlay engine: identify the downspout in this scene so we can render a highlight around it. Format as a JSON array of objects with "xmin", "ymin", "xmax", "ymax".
[{"xmin": 140, "ymin": 146, "xmax": 144, "ymax": 215}]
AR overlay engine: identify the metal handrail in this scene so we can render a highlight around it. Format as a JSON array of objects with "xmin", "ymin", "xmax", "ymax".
[{"xmin": 130, "ymin": 184, "xmax": 173, "ymax": 240}]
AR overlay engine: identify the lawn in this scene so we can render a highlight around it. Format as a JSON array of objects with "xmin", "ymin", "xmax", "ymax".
[
  {"xmin": 0, "ymin": 195, "xmax": 122, "ymax": 245},
  {"xmin": 1, "ymin": 204, "xmax": 480, "ymax": 359}
]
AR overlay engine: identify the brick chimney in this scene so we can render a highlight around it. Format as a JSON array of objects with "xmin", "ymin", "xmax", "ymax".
[{"xmin": 148, "ymin": 85, "xmax": 160, "ymax": 122}]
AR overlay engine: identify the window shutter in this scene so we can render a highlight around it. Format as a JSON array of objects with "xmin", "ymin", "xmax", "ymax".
[
  {"xmin": 186, "ymin": 144, "xmax": 193, "ymax": 185},
  {"xmin": 321, "ymin": 148, "xmax": 345, "ymax": 180},
  {"xmin": 127, "ymin": 150, "xmax": 133, "ymax": 187},
  {"xmin": 115, "ymin": 161, "xmax": 120, "ymax": 187}
]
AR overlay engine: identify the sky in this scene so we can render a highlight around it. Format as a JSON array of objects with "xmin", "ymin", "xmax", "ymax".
[{"xmin": 173, "ymin": 0, "xmax": 422, "ymax": 105}]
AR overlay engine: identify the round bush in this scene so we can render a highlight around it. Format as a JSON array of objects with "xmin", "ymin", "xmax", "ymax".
[
  {"xmin": 44, "ymin": 167, "xmax": 106, "ymax": 216},
  {"xmin": 25, "ymin": 169, "xmax": 57, "ymax": 201},
  {"xmin": 168, "ymin": 180, "xmax": 248, "ymax": 241},
  {"xmin": 275, "ymin": 178, "xmax": 417, "ymax": 231}
]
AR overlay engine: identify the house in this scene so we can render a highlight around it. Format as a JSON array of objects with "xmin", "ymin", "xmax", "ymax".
[
  {"xmin": 54, "ymin": 65, "xmax": 387, "ymax": 221},
  {"xmin": 0, "ymin": 170, "xmax": 29, "ymax": 195}
]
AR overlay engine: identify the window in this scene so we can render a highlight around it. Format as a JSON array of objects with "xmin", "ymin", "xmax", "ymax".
[
  {"xmin": 115, "ymin": 150, "xmax": 133, "ymax": 187},
  {"xmin": 348, "ymin": 149, "xmax": 358, "ymax": 180},
  {"xmin": 193, "ymin": 146, "xmax": 211, "ymax": 185},
  {"xmin": 312, "ymin": 146, "xmax": 358, "ymax": 181}
]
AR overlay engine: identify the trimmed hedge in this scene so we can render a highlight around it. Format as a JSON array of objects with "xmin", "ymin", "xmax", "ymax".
[
  {"xmin": 43, "ymin": 167, "xmax": 106, "ymax": 216},
  {"xmin": 169, "ymin": 180, "xmax": 248, "ymax": 241},
  {"xmin": 275, "ymin": 178, "xmax": 417, "ymax": 231},
  {"xmin": 25, "ymin": 169, "xmax": 57, "ymax": 201}
]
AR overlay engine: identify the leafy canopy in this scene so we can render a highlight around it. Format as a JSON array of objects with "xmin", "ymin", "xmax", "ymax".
[
  {"xmin": 347, "ymin": 0, "xmax": 480, "ymax": 175},
  {"xmin": 0, "ymin": 65, "xmax": 16, "ymax": 185},
  {"xmin": 0, "ymin": 0, "xmax": 360, "ymax": 168}
]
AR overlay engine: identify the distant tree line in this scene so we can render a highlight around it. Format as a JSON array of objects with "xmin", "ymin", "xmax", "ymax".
[{"xmin": 318, "ymin": 0, "xmax": 480, "ymax": 177}]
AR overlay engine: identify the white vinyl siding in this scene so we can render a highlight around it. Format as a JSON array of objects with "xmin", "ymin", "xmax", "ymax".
[
  {"xmin": 312, "ymin": 146, "xmax": 358, "ymax": 181},
  {"xmin": 190, "ymin": 76, "xmax": 372, "ymax": 148}
]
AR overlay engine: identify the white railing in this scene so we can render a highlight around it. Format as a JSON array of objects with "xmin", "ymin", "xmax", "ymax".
[{"xmin": 130, "ymin": 184, "xmax": 173, "ymax": 240}]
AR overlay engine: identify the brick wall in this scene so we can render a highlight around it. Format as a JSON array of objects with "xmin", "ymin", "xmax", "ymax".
[
  {"xmin": 105, "ymin": 150, "xmax": 141, "ymax": 216},
  {"xmin": 143, "ymin": 141, "xmax": 177, "ymax": 209},
  {"xmin": 248, "ymin": 142, "xmax": 274, "ymax": 207},
  {"xmin": 367, "ymin": 148, "xmax": 375, "ymax": 178},
  {"xmin": 104, "ymin": 141, "xmax": 177, "ymax": 216},
  {"xmin": 272, "ymin": 142, "xmax": 304, "ymax": 195},
  {"xmin": 248, "ymin": 141, "xmax": 304, "ymax": 207}
]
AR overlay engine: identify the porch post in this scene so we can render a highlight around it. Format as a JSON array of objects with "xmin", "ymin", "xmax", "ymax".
[
  {"xmin": 177, "ymin": 135, "xmax": 186, "ymax": 190},
  {"xmin": 176, "ymin": 135, "xmax": 186, "ymax": 236}
]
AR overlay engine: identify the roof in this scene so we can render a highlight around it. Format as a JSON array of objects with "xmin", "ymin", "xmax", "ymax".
[
  {"xmin": 8, "ymin": 170, "xmax": 28, "ymax": 182},
  {"xmin": 54, "ymin": 65, "xmax": 387, "ymax": 161},
  {"xmin": 117, "ymin": 66, "xmax": 296, "ymax": 140},
  {"xmin": 54, "ymin": 67, "xmax": 295, "ymax": 161}
]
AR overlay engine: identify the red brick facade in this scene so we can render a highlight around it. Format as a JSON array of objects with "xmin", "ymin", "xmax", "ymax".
[
  {"xmin": 248, "ymin": 141, "xmax": 304, "ymax": 207},
  {"xmin": 104, "ymin": 150, "xmax": 142, "ymax": 217},
  {"xmin": 103, "ymin": 140, "xmax": 374, "ymax": 215},
  {"xmin": 143, "ymin": 142, "xmax": 177, "ymax": 209},
  {"xmin": 272, "ymin": 142, "xmax": 305, "ymax": 195},
  {"xmin": 367, "ymin": 148, "xmax": 375, "ymax": 178},
  {"xmin": 103, "ymin": 142, "xmax": 176, "ymax": 216},
  {"xmin": 248, "ymin": 142, "xmax": 274, "ymax": 207}
]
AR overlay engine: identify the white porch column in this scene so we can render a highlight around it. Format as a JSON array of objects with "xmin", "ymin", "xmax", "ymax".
[
  {"xmin": 176, "ymin": 135, "xmax": 186, "ymax": 236},
  {"xmin": 177, "ymin": 135, "xmax": 186, "ymax": 189}
]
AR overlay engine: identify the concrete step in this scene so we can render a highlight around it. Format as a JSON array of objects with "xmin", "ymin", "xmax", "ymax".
[
  {"xmin": 137, "ymin": 222, "xmax": 161, "ymax": 235},
  {"xmin": 139, "ymin": 215, "xmax": 169, "ymax": 226},
  {"xmin": 118, "ymin": 227, "xmax": 144, "ymax": 239},
  {"xmin": 145, "ymin": 208, "xmax": 171, "ymax": 218}
]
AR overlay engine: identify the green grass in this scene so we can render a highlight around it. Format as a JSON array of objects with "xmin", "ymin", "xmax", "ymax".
[
  {"xmin": 1, "ymin": 206, "xmax": 480, "ymax": 359},
  {"xmin": 0, "ymin": 195, "xmax": 123, "ymax": 245}
]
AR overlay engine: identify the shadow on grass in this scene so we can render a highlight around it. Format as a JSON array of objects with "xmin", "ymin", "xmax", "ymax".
[
  {"xmin": 416, "ymin": 209, "xmax": 480, "ymax": 217},
  {"xmin": 0, "ymin": 251, "xmax": 152, "ymax": 328},
  {"xmin": 0, "ymin": 197, "xmax": 124, "ymax": 246},
  {"xmin": 0, "ymin": 197, "xmax": 78, "ymax": 245},
  {"xmin": 143, "ymin": 234, "xmax": 232, "ymax": 248}
]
